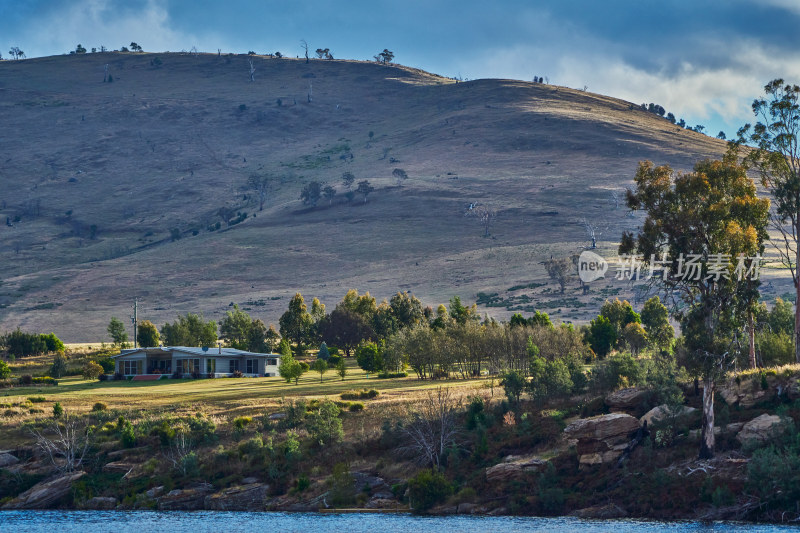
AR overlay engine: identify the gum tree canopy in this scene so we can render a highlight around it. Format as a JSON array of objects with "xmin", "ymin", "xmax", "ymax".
[{"xmin": 620, "ymin": 152, "xmax": 769, "ymax": 459}]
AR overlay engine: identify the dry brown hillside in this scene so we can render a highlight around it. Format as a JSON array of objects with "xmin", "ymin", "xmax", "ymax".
[{"xmin": 0, "ymin": 52, "xmax": 754, "ymax": 341}]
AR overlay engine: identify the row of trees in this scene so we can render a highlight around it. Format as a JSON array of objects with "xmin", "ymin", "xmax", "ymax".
[
  {"xmin": 0, "ymin": 329, "xmax": 65, "ymax": 358},
  {"xmin": 300, "ymin": 179, "xmax": 374, "ymax": 206}
]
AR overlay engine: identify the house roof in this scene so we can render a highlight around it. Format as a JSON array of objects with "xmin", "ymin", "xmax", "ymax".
[{"xmin": 113, "ymin": 346, "xmax": 280, "ymax": 359}]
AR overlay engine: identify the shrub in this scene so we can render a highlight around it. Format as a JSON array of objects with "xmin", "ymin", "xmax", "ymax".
[
  {"xmin": 307, "ymin": 400, "xmax": 343, "ymax": 446},
  {"xmin": 233, "ymin": 416, "xmax": 253, "ymax": 430},
  {"xmin": 52, "ymin": 402, "xmax": 63, "ymax": 418},
  {"xmin": 19, "ymin": 374, "xmax": 33, "ymax": 386},
  {"xmin": 97, "ymin": 357, "xmax": 115, "ymax": 373},
  {"xmin": 327, "ymin": 355, "xmax": 342, "ymax": 368},
  {"xmin": 27, "ymin": 396, "xmax": 47, "ymax": 403},
  {"xmin": 92, "ymin": 402, "xmax": 107, "ymax": 412},
  {"xmin": 154, "ymin": 420, "xmax": 175, "ymax": 446},
  {"xmin": 31, "ymin": 376, "xmax": 58, "ymax": 386},
  {"xmin": 340, "ymin": 389, "xmax": 379, "ymax": 400},
  {"xmin": 408, "ymin": 469, "xmax": 452, "ymax": 513},
  {"xmin": 0, "ymin": 361, "xmax": 10, "ymax": 380},
  {"xmin": 758, "ymin": 331, "xmax": 794, "ymax": 367},
  {"xmin": 348, "ymin": 402, "xmax": 364, "ymax": 412},
  {"xmin": 377, "ymin": 371, "xmax": 407, "ymax": 379},
  {"xmin": 238, "ymin": 435, "xmax": 264, "ymax": 456},
  {"xmin": 121, "ymin": 421, "xmax": 137, "ymax": 448},
  {"xmin": 295, "ymin": 474, "xmax": 311, "ymax": 493},
  {"xmin": 83, "ymin": 361, "xmax": 104, "ymax": 380},
  {"xmin": 179, "ymin": 451, "xmax": 200, "ymax": 477},
  {"xmin": 328, "ymin": 462, "xmax": 355, "ymax": 507}
]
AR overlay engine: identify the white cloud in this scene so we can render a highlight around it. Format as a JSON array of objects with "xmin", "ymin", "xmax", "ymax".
[
  {"xmin": 455, "ymin": 35, "xmax": 800, "ymax": 132},
  {"xmin": 12, "ymin": 0, "xmax": 220, "ymax": 57}
]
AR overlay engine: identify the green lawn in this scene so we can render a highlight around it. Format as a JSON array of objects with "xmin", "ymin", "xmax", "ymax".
[{"xmin": 1, "ymin": 359, "xmax": 489, "ymax": 415}]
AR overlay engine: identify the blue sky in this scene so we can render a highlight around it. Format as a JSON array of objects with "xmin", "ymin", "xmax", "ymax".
[{"xmin": 2, "ymin": 0, "xmax": 800, "ymax": 138}]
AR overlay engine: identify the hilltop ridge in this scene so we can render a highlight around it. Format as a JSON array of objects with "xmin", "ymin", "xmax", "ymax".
[{"xmin": 0, "ymin": 52, "xmax": 733, "ymax": 340}]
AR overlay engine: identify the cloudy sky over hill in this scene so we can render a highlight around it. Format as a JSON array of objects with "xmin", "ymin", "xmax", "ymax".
[{"xmin": 2, "ymin": 0, "xmax": 799, "ymax": 138}]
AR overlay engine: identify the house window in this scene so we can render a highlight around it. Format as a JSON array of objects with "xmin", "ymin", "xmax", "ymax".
[
  {"xmin": 229, "ymin": 360, "xmax": 239, "ymax": 373},
  {"xmin": 206, "ymin": 359, "xmax": 215, "ymax": 374},
  {"xmin": 158, "ymin": 360, "xmax": 171, "ymax": 373},
  {"xmin": 246, "ymin": 359, "xmax": 255, "ymax": 374},
  {"xmin": 176, "ymin": 359, "xmax": 184, "ymax": 374},
  {"xmin": 267, "ymin": 358, "xmax": 277, "ymax": 366},
  {"xmin": 123, "ymin": 360, "xmax": 141, "ymax": 375}
]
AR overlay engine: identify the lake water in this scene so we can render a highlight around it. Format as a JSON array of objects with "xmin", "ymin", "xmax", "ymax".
[{"xmin": 2, "ymin": 511, "xmax": 800, "ymax": 533}]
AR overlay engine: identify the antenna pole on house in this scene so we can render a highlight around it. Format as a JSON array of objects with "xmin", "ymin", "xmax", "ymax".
[{"xmin": 130, "ymin": 299, "xmax": 138, "ymax": 348}]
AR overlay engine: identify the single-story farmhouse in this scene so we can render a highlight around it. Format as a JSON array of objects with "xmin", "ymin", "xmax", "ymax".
[{"xmin": 113, "ymin": 346, "xmax": 280, "ymax": 378}]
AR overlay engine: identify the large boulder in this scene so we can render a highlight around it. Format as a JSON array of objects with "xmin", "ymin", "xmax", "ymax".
[
  {"xmin": 84, "ymin": 496, "xmax": 117, "ymax": 510},
  {"xmin": 205, "ymin": 483, "xmax": 269, "ymax": 511},
  {"xmin": 157, "ymin": 484, "xmax": 213, "ymax": 510},
  {"xmin": 640, "ymin": 404, "xmax": 697, "ymax": 426},
  {"xmin": 2, "ymin": 471, "xmax": 86, "ymax": 509},
  {"xmin": 0, "ymin": 452, "xmax": 20, "ymax": 468},
  {"xmin": 570, "ymin": 503, "xmax": 628, "ymax": 519},
  {"xmin": 605, "ymin": 387, "xmax": 651, "ymax": 414},
  {"xmin": 485, "ymin": 455, "xmax": 549, "ymax": 483},
  {"xmin": 564, "ymin": 413, "xmax": 641, "ymax": 466},
  {"xmin": 736, "ymin": 414, "xmax": 788, "ymax": 446}
]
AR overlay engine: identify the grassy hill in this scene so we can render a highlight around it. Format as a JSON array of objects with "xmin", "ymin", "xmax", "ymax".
[{"xmin": 0, "ymin": 52, "xmax": 754, "ymax": 341}]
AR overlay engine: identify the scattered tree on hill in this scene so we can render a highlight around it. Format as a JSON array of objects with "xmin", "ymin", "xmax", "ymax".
[
  {"xmin": 341, "ymin": 172, "xmax": 355, "ymax": 189},
  {"xmin": 323, "ymin": 184, "xmax": 336, "ymax": 205},
  {"xmin": 621, "ymin": 153, "xmax": 769, "ymax": 459},
  {"xmin": 717, "ymin": 131, "xmax": 727, "ymax": 140},
  {"xmin": 543, "ymin": 257, "xmax": 572, "ymax": 294},
  {"xmin": 75, "ymin": 44, "xmax": 86, "ymax": 54},
  {"xmin": 737, "ymin": 79, "xmax": 800, "ymax": 363},
  {"xmin": 137, "ymin": 320, "xmax": 160, "ymax": 347},
  {"xmin": 0, "ymin": 360, "xmax": 10, "ymax": 380},
  {"xmin": 130, "ymin": 42, "xmax": 142, "ymax": 52},
  {"xmin": 301, "ymin": 181, "xmax": 322, "ymax": 206},
  {"xmin": 466, "ymin": 204, "xmax": 495, "ymax": 237},
  {"xmin": 581, "ymin": 217, "xmax": 602, "ymax": 248},
  {"xmin": 356, "ymin": 180, "xmax": 374, "ymax": 203},
  {"xmin": 392, "ymin": 168, "xmax": 408, "ymax": 186},
  {"xmin": 300, "ymin": 39, "xmax": 309, "ymax": 63},
  {"xmin": 107, "ymin": 317, "xmax": 128, "ymax": 346},
  {"xmin": 9, "ymin": 47, "xmax": 24, "ymax": 60},
  {"xmin": 315, "ymin": 48, "xmax": 333, "ymax": 59},
  {"xmin": 376, "ymin": 49, "xmax": 394, "ymax": 64},
  {"xmin": 247, "ymin": 174, "xmax": 273, "ymax": 211}
]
